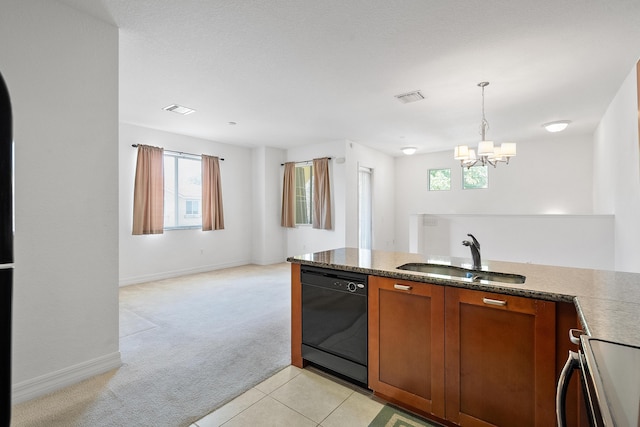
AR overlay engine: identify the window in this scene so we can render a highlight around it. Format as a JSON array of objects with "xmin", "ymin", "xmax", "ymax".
[
  {"xmin": 462, "ymin": 165, "xmax": 488, "ymax": 189},
  {"xmin": 185, "ymin": 200, "xmax": 200, "ymax": 216},
  {"xmin": 429, "ymin": 168, "xmax": 451, "ymax": 191},
  {"xmin": 295, "ymin": 163, "xmax": 313, "ymax": 225},
  {"xmin": 164, "ymin": 153, "xmax": 202, "ymax": 229}
]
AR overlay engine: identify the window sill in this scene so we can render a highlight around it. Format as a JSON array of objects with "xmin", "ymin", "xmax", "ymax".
[{"xmin": 164, "ymin": 226, "xmax": 202, "ymax": 231}]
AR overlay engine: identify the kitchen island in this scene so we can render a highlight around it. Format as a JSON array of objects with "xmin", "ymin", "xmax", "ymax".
[
  {"xmin": 288, "ymin": 247, "xmax": 640, "ymax": 346},
  {"xmin": 288, "ymin": 247, "xmax": 640, "ymax": 426}
]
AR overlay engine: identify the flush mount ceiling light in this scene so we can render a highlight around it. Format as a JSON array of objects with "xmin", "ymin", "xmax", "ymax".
[
  {"xmin": 394, "ymin": 90, "xmax": 425, "ymax": 104},
  {"xmin": 163, "ymin": 104, "xmax": 196, "ymax": 115},
  {"xmin": 401, "ymin": 146, "xmax": 417, "ymax": 155},
  {"xmin": 543, "ymin": 120, "xmax": 571, "ymax": 133},
  {"xmin": 454, "ymin": 82, "xmax": 516, "ymax": 169}
]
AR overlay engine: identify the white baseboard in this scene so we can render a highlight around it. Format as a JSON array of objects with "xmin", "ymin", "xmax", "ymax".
[
  {"xmin": 118, "ymin": 259, "xmax": 251, "ymax": 287},
  {"xmin": 118, "ymin": 260, "xmax": 251, "ymax": 286},
  {"xmin": 119, "ymin": 259, "xmax": 289, "ymax": 286},
  {"xmin": 251, "ymin": 256, "xmax": 289, "ymax": 266},
  {"xmin": 12, "ymin": 351, "xmax": 122, "ymax": 405}
]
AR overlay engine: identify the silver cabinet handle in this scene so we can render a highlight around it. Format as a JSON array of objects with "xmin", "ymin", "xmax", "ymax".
[
  {"xmin": 394, "ymin": 284, "xmax": 412, "ymax": 291},
  {"xmin": 482, "ymin": 297, "xmax": 507, "ymax": 306}
]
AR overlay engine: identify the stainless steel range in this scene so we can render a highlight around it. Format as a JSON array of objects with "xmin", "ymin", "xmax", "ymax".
[{"xmin": 557, "ymin": 330, "xmax": 640, "ymax": 426}]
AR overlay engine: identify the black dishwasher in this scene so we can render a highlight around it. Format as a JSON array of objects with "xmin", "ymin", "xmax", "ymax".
[{"xmin": 301, "ymin": 266, "xmax": 368, "ymax": 385}]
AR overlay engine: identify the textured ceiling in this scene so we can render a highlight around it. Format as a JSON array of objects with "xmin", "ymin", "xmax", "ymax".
[{"xmin": 57, "ymin": 0, "xmax": 640, "ymax": 156}]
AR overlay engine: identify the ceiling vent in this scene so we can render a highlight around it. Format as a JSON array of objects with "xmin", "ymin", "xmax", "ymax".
[
  {"xmin": 394, "ymin": 90, "xmax": 425, "ymax": 104},
  {"xmin": 163, "ymin": 104, "xmax": 196, "ymax": 115}
]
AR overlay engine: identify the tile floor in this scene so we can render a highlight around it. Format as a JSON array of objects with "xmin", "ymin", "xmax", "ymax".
[{"xmin": 191, "ymin": 365, "xmax": 386, "ymax": 427}]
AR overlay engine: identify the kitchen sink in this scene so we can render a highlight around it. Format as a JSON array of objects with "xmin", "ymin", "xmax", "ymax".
[{"xmin": 397, "ymin": 263, "xmax": 526, "ymax": 284}]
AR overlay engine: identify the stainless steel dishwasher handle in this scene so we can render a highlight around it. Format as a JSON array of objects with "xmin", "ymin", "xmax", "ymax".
[
  {"xmin": 394, "ymin": 284, "xmax": 412, "ymax": 291},
  {"xmin": 482, "ymin": 297, "xmax": 506, "ymax": 306}
]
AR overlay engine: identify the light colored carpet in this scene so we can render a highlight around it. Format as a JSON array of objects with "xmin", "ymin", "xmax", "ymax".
[{"xmin": 11, "ymin": 263, "xmax": 292, "ymax": 427}]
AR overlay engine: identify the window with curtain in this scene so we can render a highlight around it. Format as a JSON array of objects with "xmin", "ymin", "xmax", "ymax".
[
  {"xmin": 312, "ymin": 157, "xmax": 332, "ymax": 230},
  {"xmin": 132, "ymin": 145, "xmax": 164, "ymax": 235},
  {"xmin": 281, "ymin": 162, "xmax": 296, "ymax": 228},
  {"xmin": 281, "ymin": 162, "xmax": 313, "ymax": 227},
  {"xmin": 134, "ymin": 147, "xmax": 223, "ymax": 232},
  {"xmin": 201, "ymin": 154, "xmax": 224, "ymax": 231},
  {"xmin": 281, "ymin": 158, "xmax": 331, "ymax": 229}
]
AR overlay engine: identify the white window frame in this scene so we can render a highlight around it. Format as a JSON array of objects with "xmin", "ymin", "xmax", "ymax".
[{"xmin": 164, "ymin": 152, "xmax": 202, "ymax": 230}]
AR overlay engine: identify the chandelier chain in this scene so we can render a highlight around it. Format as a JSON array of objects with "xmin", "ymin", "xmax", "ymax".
[{"xmin": 479, "ymin": 82, "xmax": 489, "ymax": 140}]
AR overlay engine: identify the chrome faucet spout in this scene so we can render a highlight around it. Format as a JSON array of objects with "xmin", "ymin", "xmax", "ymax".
[
  {"xmin": 467, "ymin": 233, "xmax": 480, "ymax": 250},
  {"xmin": 462, "ymin": 233, "xmax": 482, "ymax": 270}
]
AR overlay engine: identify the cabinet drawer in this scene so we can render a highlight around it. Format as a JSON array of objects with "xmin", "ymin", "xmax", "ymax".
[
  {"xmin": 453, "ymin": 287, "xmax": 551, "ymax": 315},
  {"xmin": 370, "ymin": 276, "xmax": 442, "ymax": 297}
]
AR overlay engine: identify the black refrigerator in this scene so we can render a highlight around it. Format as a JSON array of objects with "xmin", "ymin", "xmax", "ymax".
[{"xmin": 0, "ymin": 71, "xmax": 13, "ymax": 424}]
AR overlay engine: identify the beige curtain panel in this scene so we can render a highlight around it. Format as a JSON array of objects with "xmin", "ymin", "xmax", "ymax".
[
  {"xmin": 202, "ymin": 154, "xmax": 225, "ymax": 231},
  {"xmin": 132, "ymin": 144, "xmax": 164, "ymax": 235},
  {"xmin": 281, "ymin": 162, "xmax": 296, "ymax": 228},
  {"xmin": 312, "ymin": 157, "xmax": 332, "ymax": 230}
]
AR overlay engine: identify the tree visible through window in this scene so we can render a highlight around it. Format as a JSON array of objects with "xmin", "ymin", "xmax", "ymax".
[
  {"xmin": 164, "ymin": 154, "xmax": 202, "ymax": 228},
  {"xmin": 295, "ymin": 164, "xmax": 312, "ymax": 225},
  {"xmin": 462, "ymin": 165, "xmax": 488, "ymax": 189},
  {"xmin": 429, "ymin": 168, "xmax": 451, "ymax": 191}
]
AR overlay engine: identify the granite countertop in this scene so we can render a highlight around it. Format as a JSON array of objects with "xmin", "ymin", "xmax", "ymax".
[{"xmin": 287, "ymin": 247, "xmax": 640, "ymax": 347}]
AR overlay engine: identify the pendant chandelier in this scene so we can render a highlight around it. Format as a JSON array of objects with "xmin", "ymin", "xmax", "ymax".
[{"xmin": 454, "ymin": 82, "xmax": 516, "ymax": 169}]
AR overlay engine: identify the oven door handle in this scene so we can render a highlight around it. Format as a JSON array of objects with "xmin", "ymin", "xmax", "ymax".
[{"xmin": 556, "ymin": 350, "xmax": 581, "ymax": 427}]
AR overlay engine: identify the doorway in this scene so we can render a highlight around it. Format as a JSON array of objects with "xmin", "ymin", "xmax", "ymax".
[{"xmin": 358, "ymin": 166, "xmax": 372, "ymax": 249}]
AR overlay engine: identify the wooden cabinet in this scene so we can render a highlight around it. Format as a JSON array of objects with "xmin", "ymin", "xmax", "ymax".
[
  {"xmin": 368, "ymin": 276, "xmax": 445, "ymax": 418},
  {"xmin": 444, "ymin": 287, "xmax": 556, "ymax": 427},
  {"xmin": 368, "ymin": 278, "xmax": 558, "ymax": 427}
]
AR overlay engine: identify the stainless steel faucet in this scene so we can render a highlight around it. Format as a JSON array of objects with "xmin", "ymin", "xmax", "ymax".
[{"xmin": 462, "ymin": 234, "xmax": 482, "ymax": 270}]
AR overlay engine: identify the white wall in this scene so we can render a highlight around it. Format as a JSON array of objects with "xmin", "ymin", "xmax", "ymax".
[
  {"xmin": 593, "ymin": 63, "xmax": 640, "ymax": 273},
  {"xmin": 417, "ymin": 214, "xmax": 614, "ymax": 270},
  {"xmin": 251, "ymin": 146, "xmax": 287, "ymax": 264},
  {"xmin": 282, "ymin": 140, "xmax": 396, "ymax": 256},
  {"xmin": 119, "ymin": 123, "xmax": 254, "ymax": 285},
  {"xmin": 394, "ymin": 135, "xmax": 596, "ymax": 262},
  {"xmin": 1, "ymin": 0, "xmax": 120, "ymax": 402},
  {"xmin": 344, "ymin": 141, "xmax": 395, "ymax": 251},
  {"xmin": 118, "ymin": 134, "xmax": 396, "ymax": 280}
]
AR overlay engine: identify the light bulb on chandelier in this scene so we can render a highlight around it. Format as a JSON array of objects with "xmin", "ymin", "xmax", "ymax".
[{"xmin": 454, "ymin": 82, "xmax": 516, "ymax": 169}]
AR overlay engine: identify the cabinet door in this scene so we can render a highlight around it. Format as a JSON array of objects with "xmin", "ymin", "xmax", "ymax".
[
  {"xmin": 368, "ymin": 276, "xmax": 445, "ymax": 417},
  {"xmin": 444, "ymin": 287, "xmax": 556, "ymax": 427}
]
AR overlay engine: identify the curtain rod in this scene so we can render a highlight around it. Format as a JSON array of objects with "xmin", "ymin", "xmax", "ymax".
[
  {"xmin": 131, "ymin": 144, "xmax": 224, "ymax": 161},
  {"xmin": 280, "ymin": 157, "xmax": 332, "ymax": 166}
]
